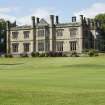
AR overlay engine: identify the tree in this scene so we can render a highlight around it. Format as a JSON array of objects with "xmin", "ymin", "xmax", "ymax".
[
  {"xmin": 95, "ymin": 14, "xmax": 105, "ymax": 39},
  {"xmin": 0, "ymin": 19, "xmax": 6, "ymax": 54}
]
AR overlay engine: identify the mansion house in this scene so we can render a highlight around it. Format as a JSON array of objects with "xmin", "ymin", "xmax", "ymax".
[{"xmin": 6, "ymin": 15, "xmax": 104, "ymax": 55}]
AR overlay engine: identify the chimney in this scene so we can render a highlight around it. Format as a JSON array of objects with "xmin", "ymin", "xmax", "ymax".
[
  {"xmin": 6, "ymin": 21, "xmax": 10, "ymax": 30},
  {"xmin": 72, "ymin": 16, "xmax": 76, "ymax": 22},
  {"xmin": 31, "ymin": 16, "xmax": 35, "ymax": 27},
  {"xmin": 56, "ymin": 16, "xmax": 59, "ymax": 24},
  {"xmin": 80, "ymin": 15, "xmax": 84, "ymax": 24},
  {"xmin": 87, "ymin": 18, "xmax": 91, "ymax": 27},
  {"xmin": 50, "ymin": 15, "xmax": 54, "ymax": 26},
  {"xmin": 36, "ymin": 17, "xmax": 40, "ymax": 24}
]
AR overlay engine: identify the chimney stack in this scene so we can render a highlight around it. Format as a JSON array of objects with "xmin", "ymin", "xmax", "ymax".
[
  {"xmin": 80, "ymin": 15, "xmax": 84, "ymax": 24},
  {"xmin": 72, "ymin": 16, "xmax": 76, "ymax": 22},
  {"xmin": 6, "ymin": 21, "xmax": 10, "ymax": 30},
  {"xmin": 50, "ymin": 15, "xmax": 54, "ymax": 26},
  {"xmin": 31, "ymin": 16, "xmax": 35, "ymax": 27},
  {"xmin": 56, "ymin": 16, "xmax": 59, "ymax": 24},
  {"xmin": 36, "ymin": 18, "xmax": 40, "ymax": 24}
]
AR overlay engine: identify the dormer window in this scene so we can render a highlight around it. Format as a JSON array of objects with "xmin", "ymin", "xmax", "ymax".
[
  {"xmin": 12, "ymin": 32, "xmax": 18, "ymax": 39},
  {"xmin": 24, "ymin": 31, "xmax": 30, "ymax": 39}
]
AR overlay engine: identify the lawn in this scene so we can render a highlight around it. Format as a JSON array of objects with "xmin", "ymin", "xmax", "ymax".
[{"xmin": 0, "ymin": 57, "xmax": 105, "ymax": 105}]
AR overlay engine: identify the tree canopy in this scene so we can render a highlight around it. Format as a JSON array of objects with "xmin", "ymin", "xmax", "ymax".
[
  {"xmin": 0, "ymin": 19, "xmax": 6, "ymax": 53},
  {"xmin": 95, "ymin": 14, "xmax": 105, "ymax": 38}
]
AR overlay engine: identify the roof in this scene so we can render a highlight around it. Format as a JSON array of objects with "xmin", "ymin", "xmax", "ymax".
[{"xmin": 37, "ymin": 19, "xmax": 49, "ymax": 26}]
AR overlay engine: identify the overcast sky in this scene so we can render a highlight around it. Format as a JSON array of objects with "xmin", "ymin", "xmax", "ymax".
[{"xmin": 0, "ymin": 0, "xmax": 105, "ymax": 25}]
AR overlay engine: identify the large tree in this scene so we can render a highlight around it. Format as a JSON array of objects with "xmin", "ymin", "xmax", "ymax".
[
  {"xmin": 95, "ymin": 13, "xmax": 105, "ymax": 39},
  {"xmin": 0, "ymin": 19, "xmax": 6, "ymax": 54}
]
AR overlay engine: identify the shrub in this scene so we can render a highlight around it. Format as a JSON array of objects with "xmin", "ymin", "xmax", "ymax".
[
  {"xmin": 5, "ymin": 54, "xmax": 13, "ymax": 58},
  {"xmin": 39, "ymin": 53, "xmax": 46, "ymax": 57},
  {"xmin": 88, "ymin": 49, "xmax": 99, "ymax": 57},
  {"xmin": 71, "ymin": 52, "xmax": 79, "ymax": 57},
  {"xmin": 20, "ymin": 53, "xmax": 29, "ymax": 57},
  {"xmin": 31, "ymin": 52, "xmax": 39, "ymax": 57}
]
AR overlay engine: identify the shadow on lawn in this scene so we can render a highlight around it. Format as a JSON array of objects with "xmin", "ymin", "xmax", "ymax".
[
  {"xmin": 63, "ymin": 64, "xmax": 105, "ymax": 69},
  {"xmin": 0, "ymin": 63, "xmax": 24, "ymax": 66}
]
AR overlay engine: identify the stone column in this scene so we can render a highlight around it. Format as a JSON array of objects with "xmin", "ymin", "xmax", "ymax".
[
  {"xmin": 6, "ymin": 21, "xmax": 11, "ymax": 54},
  {"xmin": 32, "ymin": 16, "xmax": 36, "ymax": 52},
  {"xmin": 80, "ymin": 15, "xmax": 84, "ymax": 53},
  {"xmin": 49, "ymin": 15, "xmax": 56, "ymax": 52}
]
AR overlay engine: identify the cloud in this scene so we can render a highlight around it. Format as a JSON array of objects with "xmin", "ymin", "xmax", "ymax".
[
  {"xmin": 17, "ymin": 7, "xmax": 57, "ymax": 25},
  {"xmin": 0, "ymin": 8, "xmax": 12, "ymax": 13},
  {"xmin": 0, "ymin": 7, "xmax": 57, "ymax": 25},
  {"xmin": 0, "ymin": 7, "xmax": 20, "ymax": 23},
  {"xmin": 74, "ymin": 3, "xmax": 105, "ymax": 19}
]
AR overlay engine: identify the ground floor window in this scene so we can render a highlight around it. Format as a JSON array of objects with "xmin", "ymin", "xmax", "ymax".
[
  {"xmin": 56, "ymin": 41, "xmax": 63, "ymax": 52},
  {"xmin": 70, "ymin": 41, "xmax": 77, "ymax": 51},
  {"xmin": 45, "ymin": 41, "xmax": 49, "ymax": 51},
  {"xmin": 12, "ymin": 43, "xmax": 19, "ymax": 53},
  {"xmin": 23, "ymin": 43, "xmax": 30, "ymax": 52},
  {"xmin": 38, "ymin": 41, "xmax": 44, "ymax": 51}
]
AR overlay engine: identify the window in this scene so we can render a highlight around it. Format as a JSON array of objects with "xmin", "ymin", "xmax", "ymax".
[
  {"xmin": 12, "ymin": 32, "xmax": 18, "ymax": 39},
  {"xmin": 70, "ymin": 28, "xmax": 77, "ymax": 37},
  {"xmin": 56, "ymin": 29, "xmax": 64, "ymax": 36},
  {"xmin": 70, "ymin": 41, "xmax": 77, "ymax": 51},
  {"xmin": 56, "ymin": 41, "xmax": 63, "ymax": 52},
  {"xmin": 24, "ymin": 31, "xmax": 30, "ymax": 39},
  {"xmin": 38, "ymin": 29, "xmax": 44, "ymax": 37},
  {"xmin": 12, "ymin": 43, "xmax": 18, "ymax": 52},
  {"xmin": 23, "ymin": 43, "xmax": 30, "ymax": 52},
  {"xmin": 45, "ymin": 41, "xmax": 49, "ymax": 51},
  {"xmin": 38, "ymin": 41, "xmax": 44, "ymax": 51}
]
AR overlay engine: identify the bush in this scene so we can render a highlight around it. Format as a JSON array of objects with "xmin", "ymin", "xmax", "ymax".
[
  {"xmin": 5, "ymin": 54, "xmax": 13, "ymax": 58},
  {"xmin": 20, "ymin": 53, "xmax": 29, "ymax": 57},
  {"xmin": 39, "ymin": 53, "xmax": 46, "ymax": 57},
  {"xmin": 88, "ymin": 49, "xmax": 99, "ymax": 57},
  {"xmin": 71, "ymin": 52, "xmax": 79, "ymax": 57},
  {"xmin": 31, "ymin": 52, "xmax": 39, "ymax": 57}
]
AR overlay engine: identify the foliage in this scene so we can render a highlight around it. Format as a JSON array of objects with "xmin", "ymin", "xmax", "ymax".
[
  {"xmin": 95, "ymin": 14, "xmax": 105, "ymax": 39},
  {"xmin": 31, "ymin": 52, "xmax": 65, "ymax": 57},
  {"xmin": 88, "ymin": 49, "xmax": 99, "ymax": 57},
  {"xmin": 0, "ymin": 20, "xmax": 6, "ymax": 53},
  {"xmin": 31, "ymin": 52, "xmax": 39, "ymax": 57},
  {"xmin": 20, "ymin": 53, "xmax": 29, "ymax": 57},
  {"xmin": 71, "ymin": 52, "xmax": 80, "ymax": 57},
  {"xmin": 5, "ymin": 54, "xmax": 13, "ymax": 58}
]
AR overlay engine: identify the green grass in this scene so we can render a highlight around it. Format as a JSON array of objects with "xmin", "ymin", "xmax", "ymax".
[{"xmin": 0, "ymin": 57, "xmax": 105, "ymax": 105}]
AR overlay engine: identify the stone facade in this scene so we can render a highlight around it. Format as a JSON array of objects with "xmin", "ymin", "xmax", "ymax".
[{"xmin": 6, "ymin": 15, "xmax": 104, "ymax": 55}]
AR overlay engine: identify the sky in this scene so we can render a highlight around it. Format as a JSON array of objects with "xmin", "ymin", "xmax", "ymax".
[{"xmin": 0, "ymin": 0, "xmax": 105, "ymax": 25}]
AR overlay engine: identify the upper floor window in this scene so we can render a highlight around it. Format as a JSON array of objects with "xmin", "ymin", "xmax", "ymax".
[
  {"xmin": 56, "ymin": 41, "xmax": 63, "ymax": 52},
  {"xmin": 24, "ymin": 31, "xmax": 30, "ymax": 39},
  {"xmin": 70, "ymin": 28, "xmax": 77, "ymax": 37},
  {"xmin": 56, "ymin": 29, "xmax": 64, "ymax": 36},
  {"xmin": 38, "ymin": 29, "xmax": 44, "ymax": 37},
  {"xmin": 12, "ymin": 32, "xmax": 18, "ymax": 39},
  {"xmin": 23, "ymin": 43, "xmax": 30, "ymax": 52},
  {"xmin": 12, "ymin": 43, "xmax": 19, "ymax": 53}
]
